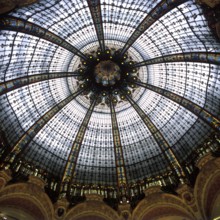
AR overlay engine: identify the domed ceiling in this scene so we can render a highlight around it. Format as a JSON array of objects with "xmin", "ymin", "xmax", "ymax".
[{"xmin": 0, "ymin": 0, "xmax": 220, "ymax": 197}]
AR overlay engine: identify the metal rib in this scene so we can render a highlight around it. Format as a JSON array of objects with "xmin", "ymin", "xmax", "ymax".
[
  {"xmin": 87, "ymin": 0, "xmax": 105, "ymax": 52},
  {"xmin": 0, "ymin": 72, "xmax": 80, "ymax": 96},
  {"xmin": 0, "ymin": 16, "xmax": 88, "ymax": 61},
  {"xmin": 134, "ymin": 52, "xmax": 220, "ymax": 67},
  {"xmin": 131, "ymin": 80, "xmax": 220, "ymax": 132},
  {"xmin": 109, "ymin": 97, "xmax": 127, "ymax": 187},
  {"xmin": 123, "ymin": 91, "xmax": 186, "ymax": 180},
  {"xmin": 1, "ymin": 88, "xmax": 86, "ymax": 163},
  {"xmin": 120, "ymin": 0, "xmax": 188, "ymax": 55},
  {"xmin": 61, "ymin": 97, "xmax": 97, "ymax": 186}
]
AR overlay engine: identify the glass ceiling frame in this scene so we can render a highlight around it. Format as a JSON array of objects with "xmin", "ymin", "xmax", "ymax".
[
  {"xmin": 110, "ymin": 97, "xmax": 127, "ymax": 187},
  {"xmin": 1, "ymin": 87, "xmax": 86, "ymax": 164},
  {"xmin": 0, "ymin": 71, "xmax": 80, "ymax": 96},
  {"xmin": 87, "ymin": 0, "xmax": 106, "ymax": 52},
  {"xmin": 134, "ymin": 52, "xmax": 220, "ymax": 67},
  {"xmin": 131, "ymin": 80, "xmax": 220, "ymax": 132},
  {"xmin": 120, "ymin": 0, "xmax": 188, "ymax": 55},
  {"xmin": 0, "ymin": 16, "xmax": 89, "ymax": 61},
  {"xmin": 0, "ymin": 0, "xmax": 219, "ymax": 191},
  {"xmin": 122, "ymin": 89, "xmax": 186, "ymax": 179},
  {"xmin": 61, "ymin": 97, "xmax": 97, "ymax": 193}
]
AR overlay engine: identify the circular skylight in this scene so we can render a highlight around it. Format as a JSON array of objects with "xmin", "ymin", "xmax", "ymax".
[
  {"xmin": 0, "ymin": 0, "xmax": 220, "ymax": 195},
  {"xmin": 94, "ymin": 60, "xmax": 121, "ymax": 86}
]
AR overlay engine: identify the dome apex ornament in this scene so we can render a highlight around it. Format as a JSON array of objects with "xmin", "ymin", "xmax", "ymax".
[
  {"xmin": 94, "ymin": 60, "xmax": 121, "ymax": 86},
  {"xmin": 76, "ymin": 47, "xmax": 140, "ymax": 106}
]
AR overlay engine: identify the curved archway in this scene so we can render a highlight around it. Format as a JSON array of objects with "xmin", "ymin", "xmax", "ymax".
[
  {"xmin": 140, "ymin": 205, "xmax": 194, "ymax": 220},
  {"xmin": 64, "ymin": 200, "xmax": 120, "ymax": 220},
  {"xmin": 0, "ymin": 196, "xmax": 46, "ymax": 220},
  {"xmin": 71, "ymin": 216, "xmax": 108, "ymax": 220},
  {"xmin": 132, "ymin": 190, "xmax": 195, "ymax": 220},
  {"xmin": 210, "ymin": 192, "xmax": 220, "ymax": 220},
  {"xmin": 0, "ymin": 182, "xmax": 54, "ymax": 220},
  {"xmin": 194, "ymin": 157, "xmax": 220, "ymax": 220}
]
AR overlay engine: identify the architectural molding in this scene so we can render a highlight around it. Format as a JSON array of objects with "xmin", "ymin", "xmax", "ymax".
[
  {"xmin": 0, "ymin": 170, "xmax": 11, "ymax": 190},
  {"xmin": 0, "ymin": 0, "xmax": 38, "ymax": 14},
  {"xmin": 0, "ymin": 155, "xmax": 219, "ymax": 219},
  {"xmin": 0, "ymin": 175, "xmax": 54, "ymax": 219},
  {"xmin": 132, "ymin": 191, "xmax": 195, "ymax": 220},
  {"xmin": 194, "ymin": 157, "xmax": 220, "ymax": 220},
  {"xmin": 64, "ymin": 196, "xmax": 120, "ymax": 220}
]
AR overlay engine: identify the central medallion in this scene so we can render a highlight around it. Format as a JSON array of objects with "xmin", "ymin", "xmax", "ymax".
[
  {"xmin": 76, "ymin": 47, "xmax": 140, "ymax": 106},
  {"xmin": 94, "ymin": 60, "xmax": 121, "ymax": 86}
]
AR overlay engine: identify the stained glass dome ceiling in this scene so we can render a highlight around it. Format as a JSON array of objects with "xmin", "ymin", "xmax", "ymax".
[{"xmin": 0, "ymin": 0, "xmax": 220, "ymax": 193}]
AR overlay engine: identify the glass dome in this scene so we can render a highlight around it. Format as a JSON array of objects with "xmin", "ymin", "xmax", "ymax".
[{"xmin": 0, "ymin": 0, "xmax": 220, "ymax": 202}]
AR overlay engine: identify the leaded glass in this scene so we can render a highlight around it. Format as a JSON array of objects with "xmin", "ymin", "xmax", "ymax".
[{"xmin": 0, "ymin": 0, "xmax": 219, "ymax": 198}]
